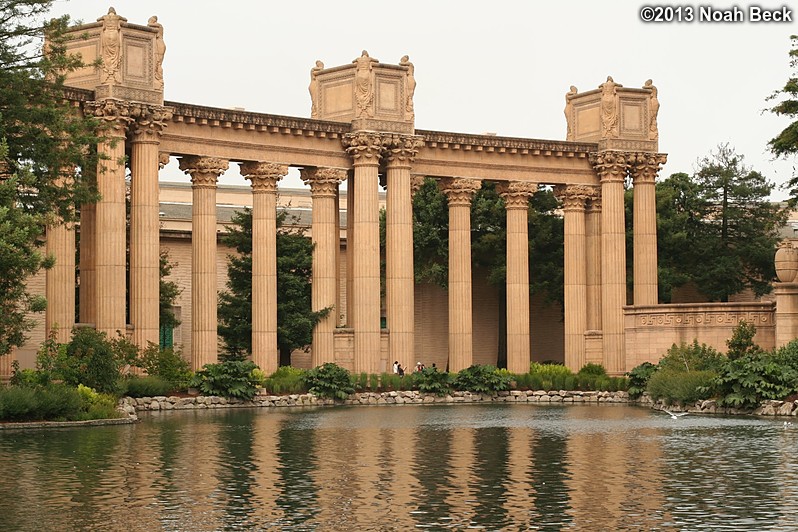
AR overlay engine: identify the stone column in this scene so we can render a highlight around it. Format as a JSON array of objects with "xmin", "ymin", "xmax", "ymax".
[
  {"xmin": 46, "ymin": 219, "xmax": 76, "ymax": 343},
  {"xmin": 46, "ymin": 168, "xmax": 76, "ymax": 343},
  {"xmin": 439, "ymin": 178, "xmax": 481, "ymax": 372},
  {"xmin": 301, "ymin": 167, "xmax": 346, "ymax": 367},
  {"xmin": 585, "ymin": 188, "xmax": 602, "ymax": 331},
  {"xmin": 179, "ymin": 156, "xmax": 228, "ymax": 370},
  {"xmin": 497, "ymin": 181, "xmax": 536, "ymax": 374},
  {"xmin": 85, "ymin": 99, "xmax": 132, "ymax": 337},
  {"xmin": 590, "ymin": 151, "xmax": 630, "ymax": 374},
  {"xmin": 343, "ymin": 132, "xmax": 384, "ymax": 374},
  {"xmin": 241, "ymin": 162, "xmax": 288, "ymax": 374},
  {"xmin": 79, "ymin": 202, "xmax": 96, "ymax": 324},
  {"xmin": 555, "ymin": 185, "xmax": 591, "ymax": 372},
  {"xmin": 384, "ymin": 135, "xmax": 423, "ymax": 374},
  {"xmin": 631, "ymin": 152, "xmax": 667, "ymax": 306},
  {"xmin": 129, "ymin": 104, "xmax": 172, "ymax": 348}
]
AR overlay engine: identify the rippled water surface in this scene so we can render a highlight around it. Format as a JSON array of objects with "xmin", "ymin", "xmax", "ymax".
[{"xmin": 1, "ymin": 404, "xmax": 796, "ymax": 531}]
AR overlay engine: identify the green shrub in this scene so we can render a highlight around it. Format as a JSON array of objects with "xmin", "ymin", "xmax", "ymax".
[
  {"xmin": 726, "ymin": 321, "xmax": 762, "ymax": 360},
  {"xmin": 123, "ymin": 376, "xmax": 174, "ymax": 398},
  {"xmin": 137, "ymin": 344, "xmax": 192, "ymax": 391},
  {"xmin": 379, "ymin": 373, "xmax": 401, "ymax": 391},
  {"xmin": 302, "ymin": 363, "xmax": 354, "ymax": 400},
  {"xmin": 530, "ymin": 362, "xmax": 574, "ymax": 382},
  {"xmin": 646, "ymin": 369, "xmax": 716, "ymax": 405},
  {"xmin": 658, "ymin": 341, "xmax": 724, "ymax": 373},
  {"xmin": 712, "ymin": 352, "xmax": 798, "ymax": 408},
  {"xmin": 59, "ymin": 328, "xmax": 121, "ymax": 395},
  {"xmin": 354, "ymin": 372, "xmax": 369, "ymax": 392},
  {"xmin": 626, "ymin": 362, "xmax": 657, "ymax": 399},
  {"xmin": 9, "ymin": 361, "xmax": 47, "ymax": 388},
  {"xmin": 190, "ymin": 360, "xmax": 260, "ymax": 400},
  {"xmin": 451, "ymin": 365, "xmax": 510, "ymax": 394},
  {"xmin": 414, "ymin": 367, "xmax": 451, "ymax": 396},
  {"xmin": 76, "ymin": 384, "xmax": 121, "ymax": 420},
  {"xmin": 263, "ymin": 366, "xmax": 307, "ymax": 395},
  {"xmin": 0, "ymin": 384, "xmax": 83, "ymax": 422},
  {"xmin": 577, "ymin": 363, "xmax": 608, "ymax": 377},
  {"xmin": 369, "ymin": 373, "xmax": 380, "ymax": 390}
]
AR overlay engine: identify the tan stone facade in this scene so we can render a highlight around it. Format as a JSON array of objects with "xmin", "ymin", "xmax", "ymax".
[{"xmin": 16, "ymin": 9, "xmax": 786, "ymax": 377}]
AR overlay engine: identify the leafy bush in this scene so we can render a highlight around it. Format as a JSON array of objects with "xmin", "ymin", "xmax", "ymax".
[
  {"xmin": 712, "ymin": 353, "xmax": 798, "ymax": 408},
  {"xmin": 451, "ymin": 365, "xmax": 510, "ymax": 394},
  {"xmin": 658, "ymin": 341, "xmax": 724, "ymax": 373},
  {"xmin": 626, "ymin": 362, "xmax": 657, "ymax": 399},
  {"xmin": 302, "ymin": 363, "xmax": 355, "ymax": 400},
  {"xmin": 9, "ymin": 361, "xmax": 47, "ymax": 388},
  {"xmin": 0, "ymin": 384, "xmax": 82, "ymax": 421},
  {"xmin": 123, "ymin": 376, "xmax": 175, "ymax": 398},
  {"xmin": 262, "ymin": 366, "xmax": 307, "ymax": 395},
  {"xmin": 726, "ymin": 320, "xmax": 762, "ymax": 360},
  {"xmin": 136, "ymin": 344, "xmax": 192, "ymax": 390},
  {"xmin": 379, "ymin": 373, "xmax": 402, "ymax": 391},
  {"xmin": 646, "ymin": 369, "xmax": 716, "ymax": 405},
  {"xmin": 59, "ymin": 328, "xmax": 122, "ymax": 395},
  {"xmin": 414, "ymin": 367, "xmax": 451, "ymax": 396},
  {"xmin": 577, "ymin": 363, "xmax": 608, "ymax": 377},
  {"xmin": 76, "ymin": 384, "xmax": 121, "ymax": 420},
  {"xmin": 190, "ymin": 360, "xmax": 260, "ymax": 400}
]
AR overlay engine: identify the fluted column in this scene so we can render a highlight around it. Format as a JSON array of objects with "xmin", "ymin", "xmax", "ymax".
[
  {"xmin": 85, "ymin": 99, "xmax": 132, "ymax": 337},
  {"xmin": 180, "ymin": 156, "xmax": 228, "ymax": 370},
  {"xmin": 631, "ymin": 152, "xmax": 667, "ymax": 306},
  {"xmin": 129, "ymin": 104, "xmax": 172, "ymax": 348},
  {"xmin": 46, "ymin": 169, "xmax": 76, "ymax": 343},
  {"xmin": 439, "ymin": 178, "xmax": 481, "ymax": 372},
  {"xmin": 585, "ymin": 188, "xmax": 602, "ymax": 331},
  {"xmin": 555, "ymin": 185, "xmax": 591, "ymax": 372},
  {"xmin": 301, "ymin": 167, "xmax": 346, "ymax": 367},
  {"xmin": 241, "ymin": 161, "xmax": 288, "ymax": 373},
  {"xmin": 590, "ymin": 151, "xmax": 630, "ymax": 374},
  {"xmin": 46, "ymin": 220, "xmax": 76, "ymax": 343},
  {"xmin": 384, "ymin": 135, "xmax": 423, "ymax": 374},
  {"xmin": 497, "ymin": 181, "xmax": 536, "ymax": 374},
  {"xmin": 79, "ymin": 202, "xmax": 96, "ymax": 324},
  {"xmin": 343, "ymin": 132, "xmax": 384, "ymax": 373}
]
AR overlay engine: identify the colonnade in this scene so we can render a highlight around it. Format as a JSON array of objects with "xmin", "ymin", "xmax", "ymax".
[{"xmin": 43, "ymin": 98, "xmax": 665, "ymax": 375}]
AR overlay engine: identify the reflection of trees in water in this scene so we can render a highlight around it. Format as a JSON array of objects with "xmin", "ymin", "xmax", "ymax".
[
  {"xmin": 529, "ymin": 430, "xmax": 573, "ymax": 529},
  {"xmin": 412, "ymin": 427, "xmax": 454, "ymax": 524},
  {"xmin": 214, "ymin": 409, "xmax": 258, "ymax": 527},
  {"xmin": 275, "ymin": 413, "xmax": 319, "ymax": 527},
  {"xmin": 472, "ymin": 426, "xmax": 510, "ymax": 528}
]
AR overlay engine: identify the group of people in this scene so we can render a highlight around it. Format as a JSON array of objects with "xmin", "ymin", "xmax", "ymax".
[{"xmin": 392, "ymin": 361, "xmax": 435, "ymax": 377}]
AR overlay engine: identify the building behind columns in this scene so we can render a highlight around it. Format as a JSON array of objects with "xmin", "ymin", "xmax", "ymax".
[{"xmin": 8, "ymin": 9, "xmax": 795, "ymax": 377}]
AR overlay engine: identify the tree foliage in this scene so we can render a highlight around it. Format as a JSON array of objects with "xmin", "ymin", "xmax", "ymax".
[
  {"xmin": 217, "ymin": 209, "xmax": 327, "ymax": 366},
  {"xmin": 767, "ymin": 35, "xmax": 798, "ymax": 201},
  {"xmin": 0, "ymin": 2, "xmax": 101, "ymax": 354},
  {"xmin": 159, "ymin": 250, "xmax": 181, "ymax": 330},
  {"xmin": 634, "ymin": 145, "xmax": 785, "ymax": 302}
]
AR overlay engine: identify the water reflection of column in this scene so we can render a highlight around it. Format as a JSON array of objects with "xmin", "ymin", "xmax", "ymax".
[
  {"xmin": 350, "ymin": 427, "xmax": 386, "ymax": 526},
  {"xmin": 383, "ymin": 410, "xmax": 420, "ymax": 530},
  {"xmin": 504, "ymin": 428, "xmax": 534, "ymax": 528},
  {"xmin": 311, "ymin": 421, "xmax": 359, "ymax": 526},
  {"xmin": 445, "ymin": 428, "xmax": 476, "ymax": 527},
  {"xmin": 251, "ymin": 413, "xmax": 286, "ymax": 524}
]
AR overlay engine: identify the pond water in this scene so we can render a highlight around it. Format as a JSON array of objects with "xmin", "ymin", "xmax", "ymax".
[{"xmin": 0, "ymin": 404, "xmax": 796, "ymax": 531}]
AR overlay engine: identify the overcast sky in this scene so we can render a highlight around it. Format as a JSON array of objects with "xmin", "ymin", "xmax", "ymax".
[{"xmin": 49, "ymin": 0, "xmax": 798, "ymax": 196}]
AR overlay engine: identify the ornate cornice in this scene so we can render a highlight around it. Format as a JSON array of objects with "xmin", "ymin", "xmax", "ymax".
[
  {"xmin": 438, "ymin": 177, "xmax": 482, "ymax": 206},
  {"xmin": 554, "ymin": 184, "xmax": 593, "ymax": 211},
  {"xmin": 589, "ymin": 150, "xmax": 630, "ymax": 184},
  {"xmin": 629, "ymin": 152, "xmax": 667, "ymax": 185},
  {"xmin": 178, "ymin": 156, "xmax": 228, "ymax": 188},
  {"xmin": 383, "ymin": 134, "xmax": 424, "ymax": 167},
  {"xmin": 497, "ymin": 181, "xmax": 537, "ymax": 210},
  {"xmin": 417, "ymin": 129, "xmax": 597, "ymax": 156},
  {"xmin": 584, "ymin": 185, "xmax": 602, "ymax": 213},
  {"xmin": 240, "ymin": 161, "xmax": 289, "ymax": 193},
  {"xmin": 342, "ymin": 131, "xmax": 385, "ymax": 165},
  {"xmin": 84, "ymin": 99, "xmax": 133, "ymax": 136},
  {"xmin": 300, "ymin": 167, "xmax": 347, "ymax": 198},
  {"xmin": 129, "ymin": 103, "xmax": 174, "ymax": 141}
]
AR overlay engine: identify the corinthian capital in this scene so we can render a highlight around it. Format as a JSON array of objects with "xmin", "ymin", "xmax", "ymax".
[
  {"xmin": 383, "ymin": 134, "xmax": 424, "ymax": 167},
  {"xmin": 438, "ymin": 177, "xmax": 482, "ymax": 206},
  {"xmin": 84, "ymin": 99, "xmax": 133, "ymax": 136},
  {"xmin": 240, "ymin": 161, "xmax": 289, "ymax": 193},
  {"xmin": 179, "ymin": 156, "xmax": 228, "ymax": 188},
  {"xmin": 342, "ymin": 132, "xmax": 385, "ymax": 164},
  {"xmin": 129, "ymin": 103, "xmax": 174, "ymax": 141},
  {"xmin": 629, "ymin": 152, "xmax": 667, "ymax": 185},
  {"xmin": 497, "ymin": 181, "xmax": 538, "ymax": 210},
  {"xmin": 589, "ymin": 150, "xmax": 630, "ymax": 184},
  {"xmin": 300, "ymin": 167, "xmax": 347, "ymax": 198},
  {"xmin": 553, "ymin": 184, "xmax": 593, "ymax": 211}
]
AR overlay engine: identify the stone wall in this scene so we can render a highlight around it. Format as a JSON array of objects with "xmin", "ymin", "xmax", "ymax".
[{"xmin": 624, "ymin": 302, "xmax": 776, "ymax": 370}]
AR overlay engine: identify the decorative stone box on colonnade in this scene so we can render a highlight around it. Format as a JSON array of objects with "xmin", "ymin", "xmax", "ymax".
[{"xmin": 8, "ymin": 8, "xmax": 798, "ymax": 379}]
